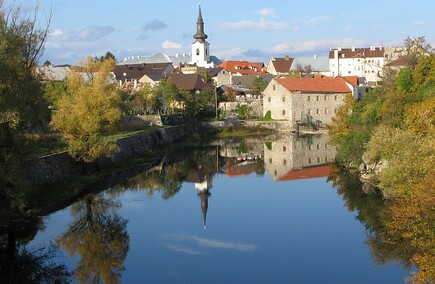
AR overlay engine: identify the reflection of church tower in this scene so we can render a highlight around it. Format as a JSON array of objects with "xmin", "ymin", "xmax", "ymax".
[
  {"xmin": 197, "ymin": 189, "xmax": 211, "ymax": 230},
  {"xmin": 195, "ymin": 173, "xmax": 211, "ymax": 230},
  {"xmin": 191, "ymin": 2, "xmax": 213, "ymax": 68}
]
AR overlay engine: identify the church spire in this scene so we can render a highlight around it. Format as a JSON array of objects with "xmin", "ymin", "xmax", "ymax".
[{"xmin": 193, "ymin": 1, "xmax": 208, "ymax": 43}]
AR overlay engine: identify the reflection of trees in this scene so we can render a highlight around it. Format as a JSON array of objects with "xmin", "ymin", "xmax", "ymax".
[
  {"xmin": 329, "ymin": 165, "xmax": 434, "ymax": 283},
  {"xmin": 57, "ymin": 193, "xmax": 129, "ymax": 284},
  {"xmin": 0, "ymin": 218, "xmax": 72, "ymax": 283},
  {"xmin": 113, "ymin": 149, "xmax": 219, "ymax": 199}
]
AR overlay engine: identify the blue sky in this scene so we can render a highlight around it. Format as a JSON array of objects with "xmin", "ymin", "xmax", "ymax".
[{"xmin": 9, "ymin": 0, "xmax": 435, "ymax": 65}]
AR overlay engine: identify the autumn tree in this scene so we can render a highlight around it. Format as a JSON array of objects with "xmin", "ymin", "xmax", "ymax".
[
  {"xmin": 327, "ymin": 93, "xmax": 356, "ymax": 145},
  {"xmin": 0, "ymin": 1, "xmax": 51, "ymax": 208},
  {"xmin": 52, "ymin": 57, "xmax": 123, "ymax": 163},
  {"xmin": 57, "ymin": 194, "xmax": 129, "ymax": 283}
]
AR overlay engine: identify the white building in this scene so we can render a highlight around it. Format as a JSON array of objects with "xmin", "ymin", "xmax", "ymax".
[
  {"xmin": 190, "ymin": 4, "xmax": 214, "ymax": 68},
  {"xmin": 329, "ymin": 46, "xmax": 386, "ymax": 84}
]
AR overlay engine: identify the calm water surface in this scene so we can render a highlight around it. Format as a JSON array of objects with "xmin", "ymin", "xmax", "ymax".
[{"xmin": 29, "ymin": 135, "xmax": 411, "ymax": 283}]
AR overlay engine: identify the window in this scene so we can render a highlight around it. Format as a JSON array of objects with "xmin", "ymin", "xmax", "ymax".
[
  {"xmin": 308, "ymin": 158, "xmax": 312, "ymax": 164},
  {"xmin": 308, "ymin": 109, "xmax": 311, "ymax": 115},
  {"xmin": 269, "ymin": 158, "xmax": 272, "ymax": 164},
  {"xmin": 274, "ymin": 170, "xmax": 277, "ymax": 176},
  {"xmin": 308, "ymin": 96, "xmax": 311, "ymax": 101},
  {"xmin": 282, "ymin": 97, "xmax": 285, "ymax": 102},
  {"xmin": 316, "ymin": 109, "xmax": 319, "ymax": 114},
  {"xmin": 316, "ymin": 96, "xmax": 319, "ymax": 101},
  {"xmin": 282, "ymin": 110, "xmax": 286, "ymax": 116},
  {"xmin": 196, "ymin": 48, "xmax": 200, "ymax": 56},
  {"xmin": 324, "ymin": 95, "xmax": 327, "ymax": 101},
  {"xmin": 317, "ymin": 157, "xmax": 320, "ymax": 163},
  {"xmin": 334, "ymin": 95, "xmax": 338, "ymax": 100},
  {"xmin": 268, "ymin": 97, "xmax": 271, "ymax": 102},
  {"xmin": 325, "ymin": 108, "xmax": 328, "ymax": 114},
  {"xmin": 283, "ymin": 146, "xmax": 286, "ymax": 152},
  {"xmin": 317, "ymin": 144, "xmax": 320, "ymax": 150},
  {"xmin": 283, "ymin": 159, "xmax": 287, "ymax": 165},
  {"xmin": 308, "ymin": 145, "xmax": 312, "ymax": 150},
  {"xmin": 272, "ymin": 85, "xmax": 276, "ymax": 90},
  {"xmin": 206, "ymin": 49, "xmax": 208, "ymax": 55}
]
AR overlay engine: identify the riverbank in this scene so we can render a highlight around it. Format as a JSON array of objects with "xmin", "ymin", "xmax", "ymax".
[{"xmin": 24, "ymin": 124, "xmax": 200, "ymax": 186}]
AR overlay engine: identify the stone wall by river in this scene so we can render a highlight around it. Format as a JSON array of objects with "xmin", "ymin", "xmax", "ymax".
[{"xmin": 24, "ymin": 124, "xmax": 199, "ymax": 186}]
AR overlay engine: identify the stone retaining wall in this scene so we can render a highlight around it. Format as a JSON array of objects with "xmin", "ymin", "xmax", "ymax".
[{"xmin": 24, "ymin": 124, "xmax": 199, "ymax": 186}]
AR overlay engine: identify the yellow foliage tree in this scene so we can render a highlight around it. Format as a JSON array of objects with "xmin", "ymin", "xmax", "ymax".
[
  {"xmin": 52, "ymin": 57, "xmax": 122, "ymax": 163},
  {"xmin": 327, "ymin": 93, "xmax": 356, "ymax": 145}
]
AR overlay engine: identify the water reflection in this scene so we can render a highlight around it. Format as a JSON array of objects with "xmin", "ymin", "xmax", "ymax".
[
  {"xmin": 57, "ymin": 193, "xmax": 129, "ymax": 283},
  {"xmin": 0, "ymin": 217, "xmax": 72, "ymax": 283},
  {"xmin": 264, "ymin": 134, "xmax": 335, "ymax": 181},
  {"xmin": 329, "ymin": 165, "xmax": 434, "ymax": 283},
  {"xmin": 4, "ymin": 134, "xmax": 426, "ymax": 283}
]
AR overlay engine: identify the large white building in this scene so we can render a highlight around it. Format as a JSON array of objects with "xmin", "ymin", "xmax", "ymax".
[{"xmin": 329, "ymin": 46, "xmax": 386, "ymax": 84}]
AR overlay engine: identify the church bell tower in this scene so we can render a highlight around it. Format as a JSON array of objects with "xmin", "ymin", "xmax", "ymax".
[{"xmin": 191, "ymin": 2, "xmax": 213, "ymax": 68}]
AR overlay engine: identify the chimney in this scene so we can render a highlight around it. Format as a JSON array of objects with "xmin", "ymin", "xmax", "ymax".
[{"xmin": 285, "ymin": 55, "xmax": 289, "ymax": 60}]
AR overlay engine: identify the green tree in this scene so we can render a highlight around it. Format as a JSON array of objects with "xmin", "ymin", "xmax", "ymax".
[
  {"xmin": 251, "ymin": 77, "xmax": 267, "ymax": 98},
  {"xmin": 43, "ymin": 80, "xmax": 68, "ymax": 109},
  {"xmin": 0, "ymin": 2, "xmax": 50, "ymax": 208},
  {"xmin": 52, "ymin": 57, "xmax": 123, "ymax": 163},
  {"xmin": 95, "ymin": 51, "xmax": 116, "ymax": 63},
  {"xmin": 236, "ymin": 103, "xmax": 252, "ymax": 119},
  {"xmin": 152, "ymin": 79, "xmax": 179, "ymax": 114}
]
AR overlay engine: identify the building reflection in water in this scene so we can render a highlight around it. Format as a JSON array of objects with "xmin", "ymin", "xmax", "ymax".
[
  {"xmin": 184, "ymin": 164, "xmax": 212, "ymax": 230},
  {"xmin": 263, "ymin": 135, "xmax": 336, "ymax": 181}
]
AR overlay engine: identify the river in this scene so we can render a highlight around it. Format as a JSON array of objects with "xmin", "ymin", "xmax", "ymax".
[{"xmin": 1, "ymin": 134, "xmax": 414, "ymax": 283}]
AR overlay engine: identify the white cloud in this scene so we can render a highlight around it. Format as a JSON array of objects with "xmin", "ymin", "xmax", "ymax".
[
  {"xmin": 161, "ymin": 40, "xmax": 182, "ymax": 49},
  {"xmin": 295, "ymin": 16, "xmax": 334, "ymax": 26},
  {"xmin": 213, "ymin": 47, "xmax": 244, "ymax": 60},
  {"xmin": 409, "ymin": 21, "xmax": 424, "ymax": 27},
  {"xmin": 48, "ymin": 26, "xmax": 114, "ymax": 42},
  {"xmin": 259, "ymin": 8, "xmax": 276, "ymax": 17},
  {"xmin": 163, "ymin": 234, "xmax": 257, "ymax": 254},
  {"xmin": 216, "ymin": 19, "xmax": 288, "ymax": 31},
  {"xmin": 77, "ymin": 26, "xmax": 114, "ymax": 41},
  {"xmin": 269, "ymin": 38, "xmax": 366, "ymax": 54}
]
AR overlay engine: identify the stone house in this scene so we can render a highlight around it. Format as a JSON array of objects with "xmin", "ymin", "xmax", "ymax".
[
  {"xmin": 266, "ymin": 56, "xmax": 294, "ymax": 75},
  {"xmin": 263, "ymin": 77, "xmax": 351, "ymax": 125}
]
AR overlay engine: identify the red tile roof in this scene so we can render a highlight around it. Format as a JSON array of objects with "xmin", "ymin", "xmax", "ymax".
[
  {"xmin": 278, "ymin": 165, "xmax": 331, "ymax": 181},
  {"xmin": 276, "ymin": 77, "xmax": 351, "ymax": 93},
  {"xmin": 218, "ymin": 60, "xmax": 268, "ymax": 75},
  {"xmin": 341, "ymin": 76, "xmax": 359, "ymax": 87}
]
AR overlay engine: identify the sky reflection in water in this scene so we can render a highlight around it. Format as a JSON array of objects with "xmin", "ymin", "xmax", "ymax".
[{"xmin": 29, "ymin": 135, "xmax": 411, "ymax": 284}]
